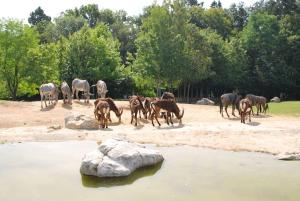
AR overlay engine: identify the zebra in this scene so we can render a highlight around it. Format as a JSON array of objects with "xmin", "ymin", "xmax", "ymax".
[
  {"xmin": 39, "ymin": 83, "xmax": 59, "ymax": 108},
  {"xmin": 72, "ymin": 78, "xmax": 92, "ymax": 103}
]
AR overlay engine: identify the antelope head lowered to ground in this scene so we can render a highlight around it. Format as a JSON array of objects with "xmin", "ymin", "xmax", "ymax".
[{"xmin": 151, "ymin": 99, "xmax": 184, "ymax": 126}]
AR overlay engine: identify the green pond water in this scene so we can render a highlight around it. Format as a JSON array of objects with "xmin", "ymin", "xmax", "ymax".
[{"xmin": 0, "ymin": 141, "xmax": 299, "ymax": 201}]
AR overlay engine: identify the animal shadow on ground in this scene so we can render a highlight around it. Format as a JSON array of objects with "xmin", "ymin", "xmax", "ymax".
[
  {"xmin": 246, "ymin": 121, "xmax": 260, "ymax": 126},
  {"xmin": 156, "ymin": 123, "xmax": 185, "ymax": 130},
  {"xmin": 40, "ymin": 104, "xmax": 56, "ymax": 111},
  {"xmin": 227, "ymin": 116, "xmax": 241, "ymax": 121},
  {"xmin": 252, "ymin": 114, "xmax": 272, "ymax": 119},
  {"xmin": 74, "ymin": 100, "xmax": 93, "ymax": 106},
  {"xmin": 139, "ymin": 118, "xmax": 150, "ymax": 124},
  {"xmin": 134, "ymin": 124, "xmax": 145, "ymax": 130},
  {"xmin": 97, "ymin": 127, "xmax": 113, "ymax": 131},
  {"xmin": 62, "ymin": 103, "xmax": 72, "ymax": 110},
  {"xmin": 109, "ymin": 122, "xmax": 122, "ymax": 126},
  {"xmin": 81, "ymin": 162, "xmax": 163, "ymax": 188}
]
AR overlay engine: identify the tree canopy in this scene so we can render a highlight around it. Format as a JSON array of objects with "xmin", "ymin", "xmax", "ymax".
[{"xmin": 0, "ymin": 0, "xmax": 299, "ymax": 100}]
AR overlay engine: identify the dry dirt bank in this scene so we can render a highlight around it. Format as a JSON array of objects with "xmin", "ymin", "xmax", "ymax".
[{"xmin": 0, "ymin": 100, "xmax": 299, "ymax": 155}]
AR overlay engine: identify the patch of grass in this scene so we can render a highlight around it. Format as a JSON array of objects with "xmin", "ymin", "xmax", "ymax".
[{"xmin": 267, "ymin": 101, "xmax": 300, "ymax": 116}]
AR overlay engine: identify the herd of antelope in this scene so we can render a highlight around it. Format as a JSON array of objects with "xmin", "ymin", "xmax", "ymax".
[
  {"xmin": 39, "ymin": 78, "xmax": 268, "ymax": 128},
  {"xmin": 39, "ymin": 79, "xmax": 184, "ymax": 128},
  {"xmin": 94, "ymin": 92, "xmax": 184, "ymax": 128},
  {"xmin": 220, "ymin": 91, "xmax": 269, "ymax": 124}
]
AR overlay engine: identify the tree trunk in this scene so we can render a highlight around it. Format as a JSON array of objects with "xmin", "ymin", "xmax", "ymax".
[
  {"xmin": 183, "ymin": 82, "xmax": 186, "ymax": 102},
  {"xmin": 187, "ymin": 82, "xmax": 191, "ymax": 103},
  {"xmin": 191, "ymin": 85, "xmax": 194, "ymax": 102},
  {"xmin": 200, "ymin": 86, "xmax": 203, "ymax": 99},
  {"xmin": 177, "ymin": 85, "xmax": 180, "ymax": 100}
]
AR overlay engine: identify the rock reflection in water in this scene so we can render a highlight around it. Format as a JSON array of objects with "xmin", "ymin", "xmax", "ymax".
[{"xmin": 81, "ymin": 162, "xmax": 163, "ymax": 188}]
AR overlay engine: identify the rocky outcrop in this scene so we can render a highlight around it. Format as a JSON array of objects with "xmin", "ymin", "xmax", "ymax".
[
  {"xmin": 196, "ymin": 98, "xmax": 215, "ymax": 105},
  {"xmin": 65, "ymin": 113, "xmax": 98, "ymax": 129},
  {"xmin": 80, "ymin": 139, "xmax": 164, "ymax": 177},
  {"xmin": 270, "ymin": 97, "xmax": 280, "ymax": 103},
  {"xmin": 276, "ymin": 153, "xmax": 300, "ymax": 161}
]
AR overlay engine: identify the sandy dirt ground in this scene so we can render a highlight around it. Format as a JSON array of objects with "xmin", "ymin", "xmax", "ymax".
[{"xmin": 0, "ymin": 100, "xmax": 299, "ymax": 155}]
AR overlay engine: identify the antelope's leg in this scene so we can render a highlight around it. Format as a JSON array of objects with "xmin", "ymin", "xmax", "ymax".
[
  {"xmin": 232, "ymin": 105, "xmax": 236, "ymax": 116},
  {"xmin": 225, "ymin": 106, "xmax": 230, "ymax": 118},
  {"xmin": 135, "ymin": 110, "xmax": 138, "ymax": 126},
  {"xmin": 166, "ymin": 112, "xmax": 169, "ymax": 125},
  {"xmin": 130, "ymin": 111, "xmax": 134, "ymax": 124},
  {"xmin": 155, "ymin": 108, "xmax": 161, "ymax": 126},
  {"xmin": 249, "ymin": 111, "xmax": 251, "ymax": 122},
  {"xmin": 151, "ymin": 112, "xmax": 155, "ymax": 126},
  {"xmin": 108, "ymin": 112, "xmax": 112, "ymax": 122},
  {"xmin": 169, "ymin": 112, "xmax": 173, "ymax": 125}
]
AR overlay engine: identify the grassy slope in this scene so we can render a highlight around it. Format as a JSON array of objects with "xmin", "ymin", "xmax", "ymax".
[{"xmin": 267, "ymin": 101, "xmax": 300, "ymax": 116}]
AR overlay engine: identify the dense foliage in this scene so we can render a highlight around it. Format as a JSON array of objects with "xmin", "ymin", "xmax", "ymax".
[{"xmin": 0, "ymin": 0, "xmax": 299, "ymax": 101}]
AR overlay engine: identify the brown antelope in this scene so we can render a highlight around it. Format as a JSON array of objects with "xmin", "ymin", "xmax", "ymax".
[
  {"xmin": 151, "ymin": 99, "xmax": 184, "ymax": 126},
  {"xmin": 239, "ymin": 98, "xmax": 252, "ymax": 124},
  {"xmin": 94, "ymin": 100, "xmax": 110, "ymax": 129},
  {"xmin": 220, "ymin": 92, "xmax": 241, "ymax": 118},
  {"xmin": 130, "ymin": 96, "xmax": 147, "ymax": 126},
  {"xmin": 94, "ymin": 98, "xmax": 123, "ymax": 122}
]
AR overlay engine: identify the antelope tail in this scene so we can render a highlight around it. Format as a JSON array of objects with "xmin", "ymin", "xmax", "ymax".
[{"xmin": 219, "ymin": 100, "xmax": 223, "ymax": 114}]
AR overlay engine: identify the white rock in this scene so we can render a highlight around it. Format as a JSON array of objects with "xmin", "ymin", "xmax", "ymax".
[
  {"xmin": 196, "ymin": 98, "xmax": 215, "ymax": 105},
  {"xmin": 65, "ymin": 113, "xmax": 98, "ymax": 129},
  {"xmin": 276, "ymin": 153, "xmax": 300, "ymax": 161},
  {"xmin": 80, "ymin": 139, "xmax": 164, "ymax": 177},
  {"xmin": 270, "ymin": 97, "xmax": 280, "ymax": 103}
]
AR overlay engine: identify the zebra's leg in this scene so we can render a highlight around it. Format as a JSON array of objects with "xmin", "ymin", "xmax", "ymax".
[
  {"xmin": 40, "ymin": 94, "xmax": 44, "ymax": 108},
  {"xmin": 44, "ymin": 95, "xmax": 48, "ymax": 107},
  {"xmin": 76, "ymin": 90, "xmax": 79, "ymax": 101}
]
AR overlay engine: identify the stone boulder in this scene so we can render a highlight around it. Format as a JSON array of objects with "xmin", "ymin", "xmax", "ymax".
[
  {"xmin": 270, "ymin": 97, "xmax": 280, "ymax": 103},
  {"xmin": 196, "ymin": 98, "xmax": 215, "ymax": 105},
  {"xmin": 80, "ymin": 139, "xmax": 164, "ymax": 177},
  {"xmin": 65, "ymin": 113, "xmax": 98, "ymax": 129},
  {"xmin": 276, "ymin": 153, "xmax": 300, "ymax": 161}
]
